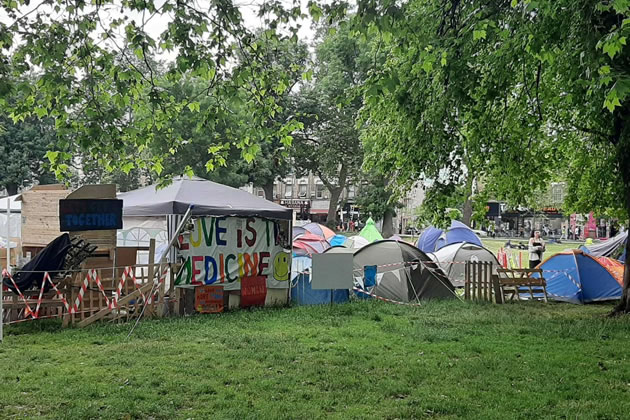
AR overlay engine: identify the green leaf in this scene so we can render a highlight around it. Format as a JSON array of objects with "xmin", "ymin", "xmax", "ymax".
[
  {"xmin": 45, "ymin": 150, "xmax": 59, "ymax": 164},
  {"xmin": 473, "ymin": 29, "xmax": 487, "ymax": 41}
]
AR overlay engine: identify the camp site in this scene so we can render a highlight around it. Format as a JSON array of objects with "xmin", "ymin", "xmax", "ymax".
[{"xmin": 2, "ymin": 1, "xmax": 630, "ymax": 418}]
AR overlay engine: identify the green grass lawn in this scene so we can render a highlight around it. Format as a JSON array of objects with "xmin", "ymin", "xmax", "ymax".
[
  {"xmin": 2, "ymin": 300, "xmax": 630, "ymax": 419},
  {"xmin": 481, "ymin": 238, "xmax": 581, "ymax": 257}
]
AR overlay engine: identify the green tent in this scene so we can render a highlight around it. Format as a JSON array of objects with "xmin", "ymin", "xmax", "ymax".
[{"xmin": 359, "ymin": 217, "xmax": 384, "ymax": 242}]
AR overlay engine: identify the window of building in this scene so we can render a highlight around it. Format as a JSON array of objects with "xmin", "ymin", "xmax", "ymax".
[
  {"xmin": 285, "ymin": 184, "xmax": 293, "ymax": 198},
  {"xmin": 299, "ymin": 183, "xmax": 307, "ymax": 198},
  {"xmin": 316, "ymin": 184, "xmax": 325, "ymax": 199},
  {"xmin": 348, "ymin": 185, "xmax": 356, "ymax": 199}
]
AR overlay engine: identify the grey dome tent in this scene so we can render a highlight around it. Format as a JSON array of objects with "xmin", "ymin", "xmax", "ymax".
[
  {"xmin": 429, "ymin": 242, "xmax": 500, "ymax": 287},
  {"xmin": 353, "ymin": 240, "xmax": 455, "ymax": 302}
]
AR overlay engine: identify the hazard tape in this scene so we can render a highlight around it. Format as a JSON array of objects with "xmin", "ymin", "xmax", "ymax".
[
  {"xmin": 352, "ymin": 286, "xmax": 422, "ymax": 306},
  {"xmin": 2, "ymin": 269, "xmax": 35, "ymax": 318},
  {"xmin": 2, "ymin": 266, "xmax": 166, "ymax": 321}
]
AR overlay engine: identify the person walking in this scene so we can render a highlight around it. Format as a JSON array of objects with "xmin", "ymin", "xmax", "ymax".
[{"xmin": 528, "ymin": 230, "xmax": 545, "ymax": 268}]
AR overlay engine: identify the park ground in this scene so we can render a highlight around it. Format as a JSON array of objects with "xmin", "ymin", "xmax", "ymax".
[{"xmin": 1, "ymin": 299, "xmax": 630, "ymax": 419}]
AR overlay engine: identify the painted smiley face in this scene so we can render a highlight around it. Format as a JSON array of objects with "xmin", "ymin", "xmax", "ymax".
[{"xmin": 273, "ymin": 252, "xmax": 290, "ymax": 281}]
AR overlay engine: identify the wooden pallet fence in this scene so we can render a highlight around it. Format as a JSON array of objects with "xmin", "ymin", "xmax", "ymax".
[{"xmin": 464, "ymin": 261, "xmax": 503, "ymax": 303}]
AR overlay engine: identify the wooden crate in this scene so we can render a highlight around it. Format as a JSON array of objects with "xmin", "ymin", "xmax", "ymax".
[{"xmin": 18, "ymin": 184, "xmax": 70, "ymax": 248}]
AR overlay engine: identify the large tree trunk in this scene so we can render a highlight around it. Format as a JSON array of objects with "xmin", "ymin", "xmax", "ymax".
[
  {"xmin": 461, "ymin": 176, "xmax": 474, "ymax": 227},
  {"xmin": 382, "ymin": 209, "xmax": 395, "ymax": 238},
  {"xmin": 611, "ymin": 111, "xmax": 630, "ymax": 315},
  {"xmin": 327, "ymin": 187, "xmax": 343, "ymax": 225},
  {"xmin": 262, "ymin": 182, "xmax": 274, "ymax": 202}
]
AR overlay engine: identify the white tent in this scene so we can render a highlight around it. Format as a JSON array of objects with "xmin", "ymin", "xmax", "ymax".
[
  {"xmin": 0, "ymin": 195, "xmax": 21, "ymax": 241},
  {"xmin": 345, "ymin": 235, "xmax": 370, "ymax": 249},
  {"xmin": 429, "ymin": 242, "xmax": 499, "ymax": 287}
]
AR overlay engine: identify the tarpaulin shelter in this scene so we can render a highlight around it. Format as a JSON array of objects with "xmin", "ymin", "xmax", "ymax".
[
  {"xmin": 120, "ymin": 176, "xmax": 292, "ymax": 220},
  {"xmin": 345, "ymin": 235, "xmax": 370, "ymax": 249},
  {"xmin": 290, "ymin": 253, "xmax": 349, "ymax": 305},
  {"xmin": 353, "ymin": 240, "xmax": 455, "ymax": 302},
  {"xmin": 359, "ymin": 217, "xmax": 383, "ymax": 243},
  {"xmin": 580, "ymin": 231, "xmax": 627, "ymax": 263},
  {"xmin": 416, "ymin": 221, "xmax": 482, "ymax": 252},
  {"xmin": 303, "ymin": 223, "xmax": 336, "ymax": 240},
  {"xmin": 537, "ymin": 250, "xmax": 623, "ymax": 304},
  {"xmin": 429, "ymin": 242, "xmax": 500, "ymax": 287}
]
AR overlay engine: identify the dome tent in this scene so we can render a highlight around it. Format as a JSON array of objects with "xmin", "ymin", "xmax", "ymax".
[
  {"xmin": 429, "ymin": 242, "xmax": 500, "ymax": 287},
  {"xmin": 580, "ymin": 231, "xmax": 627, "ymax": 263},
  {"xmin": 303, "ymin": 223, "xmax": 336, "ymax": 240},
  {"xmin": 345, "ymin": 235, "xmax": 370, "ymax": 249},
  {"xmin": 416, "ymin": 220, "xmax": 482, "ymax": 252},
  {"xmin": 329, "ymin": 234, "xmax": 348, "ymax": 247},
  {"xmin": 353, "ymin": 240, "xmax": 455, "ymax": 303},
  {"xmin": 536, "ymin": 250, "xmax": 623, "ymax": 304},
  {"xmin": 358, "ymin": 217, "xmax": 384, "ymax": 243},
  {"xmin": 293, "ymin": 232, "xmax": 330, "ymax": 256}
]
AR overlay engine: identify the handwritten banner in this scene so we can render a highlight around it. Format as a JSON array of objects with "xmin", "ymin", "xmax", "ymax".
[{"xmin": 175, "ymin": 216, "xmax": 290, "ymax": 290}]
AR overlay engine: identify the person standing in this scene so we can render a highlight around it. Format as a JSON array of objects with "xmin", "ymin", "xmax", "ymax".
[{"xmin": 528, "ymin": 230, "xmax": 545, "ymax": 268}]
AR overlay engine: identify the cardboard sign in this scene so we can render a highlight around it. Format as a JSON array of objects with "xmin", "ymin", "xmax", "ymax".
[
  {"xmin": 195, "ymin": 285, "xmax": 224, "ymax": 313},
  {"xmin": 59, "ymin": 199, "xmax": 123, "ymax": 231},
  {"xmin": 240, "ymin": 276, "xmax": 267, "ymax": 308}
]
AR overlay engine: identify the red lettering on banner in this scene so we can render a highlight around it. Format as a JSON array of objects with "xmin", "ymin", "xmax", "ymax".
[
  {"xmin": 245, "ymin": 218, "xmax": 257, "ymax": 246},
  {"xmin": 192, "ymin": 256, "xmax": 204, "ymax": 284},
  {"xmin": 243, "ymin": 253, "xmax": 259, "ymax": 277},
  {"xmin": 258, "ymin": 252, "xmax": 270, "ymax": 275}
]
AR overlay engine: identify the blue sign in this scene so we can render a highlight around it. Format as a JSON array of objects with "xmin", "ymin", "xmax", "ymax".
[{"xmin": 59, "ymin": 199, "xmax": 123, "ymax": 231}]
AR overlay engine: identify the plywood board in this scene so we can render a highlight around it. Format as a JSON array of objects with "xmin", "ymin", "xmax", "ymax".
[
  {"xmin": 66, "ymin": 184, "xmax": 116, "ymax": 199},
  {"xmin": 311, "ymin": 253, "xmax": 354, "ymax": 290}
]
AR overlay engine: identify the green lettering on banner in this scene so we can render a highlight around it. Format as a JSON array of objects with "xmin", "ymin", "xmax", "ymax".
[
  {"xmin": 201, "ymin": 217, "xmax": 214, "ymax": 246},
  {"xmin": 175, "ymin": 256, "xmax": 193, "ymax": 285}
]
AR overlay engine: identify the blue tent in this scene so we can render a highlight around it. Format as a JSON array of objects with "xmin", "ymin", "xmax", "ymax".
[
  {"xmin": 290, "ymin": 255, "xmax": 349, "ymax": 305},
  {"xmin": 329, "ymin": 234, "xmax": 348, "ymax": 247},
  {"xmin": 416, "ymin": 221, "xmax": 482, "ymax": 252},
  {"xmin": 446, "ymin": 221, "xmax": 482, "ymax": 247},
  {"xmin": 417, "ymin": 227, "xmax": 444, "ymax": 252},
  {"xmin": 537, "ymin": 251, "xmax": 622, "ymax": 304}
]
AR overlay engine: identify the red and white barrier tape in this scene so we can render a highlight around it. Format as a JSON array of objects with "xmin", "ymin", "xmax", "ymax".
[
  {"xmin": 352, "ymin": 286, "xmax": 422, "ymax": 306},
  {"xmin": 2, "ymin": 266, "xmax": 166, "ymax": 321}
]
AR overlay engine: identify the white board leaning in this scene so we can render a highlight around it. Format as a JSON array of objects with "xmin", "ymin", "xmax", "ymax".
[{"xmin": 311, "ymin": 253, "xmax": 354, "ymax": 290}]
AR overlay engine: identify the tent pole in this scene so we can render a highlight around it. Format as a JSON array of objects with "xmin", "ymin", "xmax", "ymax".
[{"xmin": 6, "ymin": 198, "xmax": 10, "ymax": 273}]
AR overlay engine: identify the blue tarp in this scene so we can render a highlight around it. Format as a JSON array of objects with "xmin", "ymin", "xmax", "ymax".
[
  {"xmin": 537, "ymin": 252, "xmax": 622, "ymax": 304},
  {"xmin": 291, "ymin": 273, "xmax": 350, "ymax": 305},
  {"xmin": 290, "ymin": 255, "xmax": 349, "ymax": 305}
]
